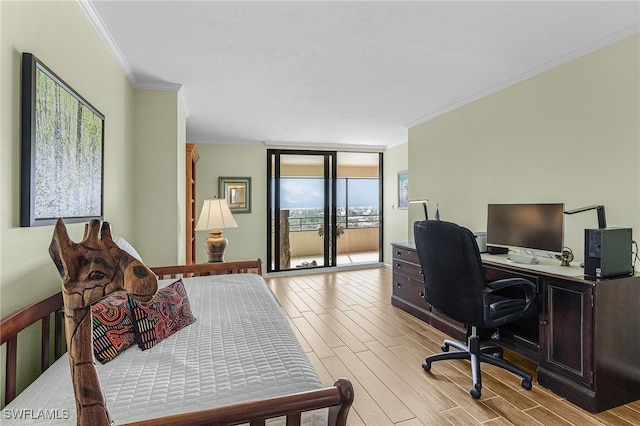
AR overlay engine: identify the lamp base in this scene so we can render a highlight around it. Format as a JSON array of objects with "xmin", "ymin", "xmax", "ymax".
[{"xmin": 204, "ymin": 229, "xmax": 227, "ymax": 262}]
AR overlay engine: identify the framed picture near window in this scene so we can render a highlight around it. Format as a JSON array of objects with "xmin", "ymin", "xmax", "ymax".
[
  {"xmin": 219, "ymin": 177, "xmax": 251, "ymax": 213},
  {"xmin": 20, "ymin": 52, "xmax": 105, "ymax": 227},
  {"xmin": 397, "ymin": 170, "xmax": 408, "ymax": 210}
]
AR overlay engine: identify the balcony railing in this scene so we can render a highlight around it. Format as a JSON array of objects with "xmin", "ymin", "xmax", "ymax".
[
  {"xmin": 288, "ymin": 227, "xmax": 379, "ymax": 257},
  {"xmin": 287, "ymin": 214, "xmax": 380, "ymax": 232}
]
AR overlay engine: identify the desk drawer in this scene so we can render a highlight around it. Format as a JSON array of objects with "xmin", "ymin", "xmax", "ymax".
[
  {"xmin": 392, "ymin": 246, "xmax": 420, "ymax": 265},
  {"xmin": 393, "ymin": 259, "xmax": 423, "ymax": 280},
  {"xmin": 393, "ymin": 273, "xmax": 426, "ymax": 307}
]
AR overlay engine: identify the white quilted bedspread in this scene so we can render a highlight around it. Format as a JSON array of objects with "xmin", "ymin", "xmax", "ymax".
[{"xmin": 2, "ymin": 274, "xmax": 325, "ymax": 425}]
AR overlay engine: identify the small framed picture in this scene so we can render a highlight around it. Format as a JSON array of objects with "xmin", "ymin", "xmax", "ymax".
[
  {"xmin": 397, "ymin": 170, "xmax": 408, "ymax": 210},
  {"xmin": 218, "ymin": 177, "xmax": 251, "ymax": 213}
]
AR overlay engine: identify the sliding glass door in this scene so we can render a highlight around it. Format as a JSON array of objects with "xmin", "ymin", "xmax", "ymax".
[
  {"xmin": 334, "ymin": 152, "xmax": 382, "ymax": 266},
  {"xmin": 267, "ymin": 150, "xmax": 337, "ymax": 272},
  {"xmin": 267, "ymin": 150, "xmax": 383, "ymax": 273}
]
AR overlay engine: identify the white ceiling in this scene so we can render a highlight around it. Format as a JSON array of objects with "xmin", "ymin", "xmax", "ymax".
[{"xmin": 84, "ymin": 1, "xmax": 639, "ymax": 149}]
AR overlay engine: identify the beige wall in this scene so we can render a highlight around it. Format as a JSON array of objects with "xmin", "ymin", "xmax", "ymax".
[
  {"xmin": 132, "ymin": 90, "xmax": 186, "ymax": 266},
  {"xmin": 382, "ymin": 142, "xmax": 409, "ymax": 264},
  {"xmin": 194, "ymin": 143, "xmax": 267, "ymax": 264},
  {"xmin": 408, "ymin": 34, "xmax": 640, "ymax": 263},
  {"xmin": 1, "ymin": 1, "xmax": 138, "ymax": 314},
  {"xmin": 0, "ymin": 0, "xmax": 137, "ymax": 397},
  {"xmin": 0, "ymin": 1, "xmax": 185, "ymax": 398}
]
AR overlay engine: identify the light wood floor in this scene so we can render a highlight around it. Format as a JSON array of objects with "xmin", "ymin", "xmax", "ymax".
[{"xmin": 264, "ymin": 267, "xmax": 640, "ymax": 426}]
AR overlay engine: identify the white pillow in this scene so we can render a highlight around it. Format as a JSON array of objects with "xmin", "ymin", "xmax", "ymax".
[{"xmin": 113, "ymin": 236, "xmax": 143, "ymax": 262}]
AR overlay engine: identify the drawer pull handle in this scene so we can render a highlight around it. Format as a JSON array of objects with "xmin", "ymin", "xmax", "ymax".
[
  {"xmin": 395, "ymin": 263, "xmax": 401, "ymax": 269},
  {"xmin": 419, "ymin": 291, "xmax": 425, "ymax": 299},
  {"xmin": 539, "ymin": 320, "xmax": 549, "ymax": 325},
  {"xmin": 396, "ymin": 282, "xmax": 401, "ymax": 288},
  {"xmin": 396, "ymin": 251, "xmax": 402, "ymax": 256}
]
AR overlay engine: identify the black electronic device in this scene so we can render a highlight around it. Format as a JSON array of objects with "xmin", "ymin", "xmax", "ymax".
[
  {"xmin": 486, "ymin": 203, "xmax": 564, "ymax": 263},
  {"xmin": 487, "ymin": 246, "xmax": 509, "ymax": 255},
  {"xmin": 584, "ymin": 227, "xmax": 632, "ymax": 278}
]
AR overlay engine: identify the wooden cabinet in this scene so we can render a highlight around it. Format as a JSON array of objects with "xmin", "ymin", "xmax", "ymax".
[
  {"xmin": 391, "ymin": 241, "xmax": 640, "ymax": 413},
  {"xmin": 539, "ymin": 278, "xmax": 593, "ymax": 387},
  {"xmin": 482, "ymin": 258, "xmax": 640, "ymax": 413},
  {"xmin": 391, "ymin": 242, "xmax": 466, "ymax": 341},
  {"xmin": 186, "ymin": 144, "xmax": 199, "ymax": 265}
]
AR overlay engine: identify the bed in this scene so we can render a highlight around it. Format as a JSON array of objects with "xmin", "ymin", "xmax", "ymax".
[{"xmin": 1, "ymin": 221, "xmax": 353, "ymax": 425}]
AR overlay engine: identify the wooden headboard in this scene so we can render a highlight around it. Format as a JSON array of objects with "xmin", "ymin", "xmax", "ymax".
[
  {"xmin": 0, "ymin": 292, "xmax": 65, "ymax": 405},
  {"xmin": 151, "ymin": 259, "xmax": 262, "ymax": 279}
]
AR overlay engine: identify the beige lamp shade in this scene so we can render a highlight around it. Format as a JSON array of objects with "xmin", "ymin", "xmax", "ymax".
[
  {"xmin": 195, "ymin": 199, "xmax": 238, "ymax": 231},
  {"xmin": 195, "ymin": 199, "xmax": 238, "ymax": 262}
]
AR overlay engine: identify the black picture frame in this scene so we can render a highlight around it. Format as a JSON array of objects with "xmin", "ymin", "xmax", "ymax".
[{"xmin": 21, "ymin": 53, "xmax": 105, "ymax": 227}]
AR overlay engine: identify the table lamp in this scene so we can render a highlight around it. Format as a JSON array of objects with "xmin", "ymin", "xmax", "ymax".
[{"xmin": 195, "ymin": 198, "xmax": 238, "ymax": 262}]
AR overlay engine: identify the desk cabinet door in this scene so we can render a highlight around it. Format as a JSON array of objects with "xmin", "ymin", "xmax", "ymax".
[{"xmin": 539, "ymin": 278, "xmax": 594, "ymax": 386}]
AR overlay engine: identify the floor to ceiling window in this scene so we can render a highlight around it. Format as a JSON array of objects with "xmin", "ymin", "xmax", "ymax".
[{"xmin": 267, "ymin": 150, "xmax": 382, "ymax": 273}]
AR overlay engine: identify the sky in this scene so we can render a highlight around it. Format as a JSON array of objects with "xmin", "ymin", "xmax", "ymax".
[{"xmin": 278, "ymin": 178, "xmax": 379, "ymax": 209}]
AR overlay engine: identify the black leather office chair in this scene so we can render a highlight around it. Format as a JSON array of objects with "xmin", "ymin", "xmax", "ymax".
[{"xmin": 414, "ymin": 220, "xmax": 537, "ymax": 399}]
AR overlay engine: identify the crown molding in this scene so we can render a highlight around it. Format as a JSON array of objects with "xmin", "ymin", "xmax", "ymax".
[
  {"xmin": 263, "ymin": 140, "xmax": 386, "ymax": 151},
  {"xmin": 200, "ymin": 140, "xmax": 266, "ymax": 146},
  {"xmin": 132, "ymin": 81, "xmax": 183, "ymax": 92},
  {"xmin": 77, "ymin": 0, "xmax": 181, "ymax": 92},
  {"xmin": 77, "ymin": 0, "xmax": 133, "ymax": 81},
  {"xmin": 386, "ymin": 139, "xmax": 408, "ymax": 149},
  {"xmin": 178, "ymin": 87, "xmax": 190, "ymax": 118},
  {"xmin": 405, "ymin": 24, "xmax": 640, "ymax": 129}
]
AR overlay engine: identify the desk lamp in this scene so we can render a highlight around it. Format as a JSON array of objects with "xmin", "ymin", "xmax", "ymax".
[
  {"xmin": 564, "ymin": 205, "xmax": 606, "ymax": 228},
  {"xmin": 195, "ymin": 198, "xmax": 238, "ymax": 262},
  {"xmin": 409, "ymin": 199, "xmax": 429, "ymax": 220}
]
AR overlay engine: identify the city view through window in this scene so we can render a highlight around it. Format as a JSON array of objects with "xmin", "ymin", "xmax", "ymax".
[{"xmin": 278, "ymin": 177, "xmax": 380, "ymax": 232}]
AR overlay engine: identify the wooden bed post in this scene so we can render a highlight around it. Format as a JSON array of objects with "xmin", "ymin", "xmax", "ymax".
[{"xmin": 49, "ymin": 219, "xmax": 158, "ymax": 426}]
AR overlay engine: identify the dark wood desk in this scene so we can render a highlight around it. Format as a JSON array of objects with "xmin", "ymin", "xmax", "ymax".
[{"xmin": 391, "ymin": 241, "xmax": 640, "ymax": 413}]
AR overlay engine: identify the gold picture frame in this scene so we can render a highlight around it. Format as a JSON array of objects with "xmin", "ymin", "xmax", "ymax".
[{"xmin": 218, "ymin": 177, "xmax": 251, "ymax": 213}]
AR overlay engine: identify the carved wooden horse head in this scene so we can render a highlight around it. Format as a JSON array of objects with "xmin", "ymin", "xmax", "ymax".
[{"xmin": 49, "ymin": 218, "xmax": 158, "ymax": 426}]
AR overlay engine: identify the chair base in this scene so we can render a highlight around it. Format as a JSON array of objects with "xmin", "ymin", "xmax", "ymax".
[{"xmin": 422, "ymin": 330, "xmax": 533, "ymax": 399}]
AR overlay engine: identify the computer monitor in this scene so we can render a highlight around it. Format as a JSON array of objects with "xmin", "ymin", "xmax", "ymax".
[{"xmin": 486, "ymin": 203, "xmax": 564, "ymax": 264}]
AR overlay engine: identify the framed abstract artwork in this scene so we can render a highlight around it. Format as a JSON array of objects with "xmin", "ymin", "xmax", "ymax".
[
  {"xmin": 218, "ymin": 177, "xmax": 251, "ymax": 213},
  {"xmin": 397, "ymin": 170, "xmax": 408, "ymax": 210},
  {"xmin": 21, "ymin": 53, "xmax": 105, "ymax": 227}
]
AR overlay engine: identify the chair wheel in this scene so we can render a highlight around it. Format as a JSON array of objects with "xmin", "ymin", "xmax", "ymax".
[
  {"xmin": 521, "ymin": 379, "xmax": 532, "ymax": 390},
  {"xmin": 422, "ymin": 361, "xmax": 431, "ymax": 371},
  {"xmin": 441, "ymin": 344, "xmax": 450, "ymax": 352},
  {"xmin": 470, "ymin": 387, "xmax": 481, "ymax": 399}
]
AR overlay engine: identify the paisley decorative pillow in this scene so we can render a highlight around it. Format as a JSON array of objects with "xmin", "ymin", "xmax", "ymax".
[
  {"xmin": 129, "ymin": 279, "xmax": 196, "ymax": 350},
  {"xmin": 92, "ymin": 291, "xmax": 136, "ymax": 363}
]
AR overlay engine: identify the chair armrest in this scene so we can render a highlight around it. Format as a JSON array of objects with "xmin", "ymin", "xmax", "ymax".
[
  {"xmin": 486, "ymin": 278, "xmax": 536, "ymax": 293},
  {"xmin": 484, "ymin": 278, "xmax": 537, "ymax": 312}
]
